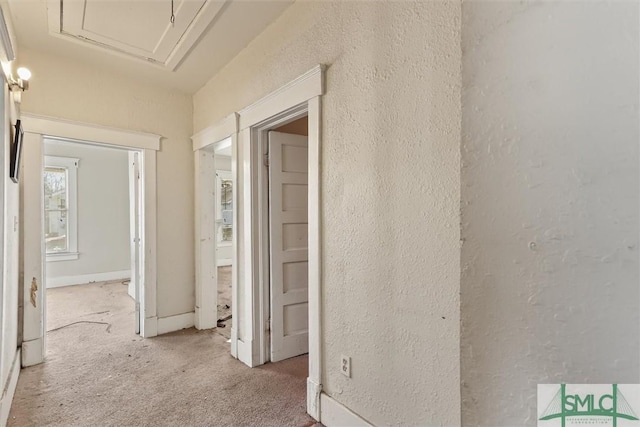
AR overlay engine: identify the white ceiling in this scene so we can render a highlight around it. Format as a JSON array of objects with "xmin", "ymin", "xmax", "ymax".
[{"xmin": 7, "ymin": 0, "xmax": 293, "ymax": 93}]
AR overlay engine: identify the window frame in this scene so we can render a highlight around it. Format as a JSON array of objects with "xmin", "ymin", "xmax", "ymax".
[{"xmin": 44, "ymin": 155, "xmax": 79, "ymax": 262}]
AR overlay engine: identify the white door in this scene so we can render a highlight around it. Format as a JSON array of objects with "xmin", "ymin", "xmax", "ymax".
[
  {"xmin": 268, "ymin": 131, "xmax": 309, "ymax": 362},
  {"xmin": 128, "ymin": 152, "xmax": 142, "ymax": 334}
]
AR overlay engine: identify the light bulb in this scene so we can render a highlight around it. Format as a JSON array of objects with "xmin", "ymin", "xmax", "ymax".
[{"xmin": 17, "ymin": 67, "xmax": 31, "ymax": 81}]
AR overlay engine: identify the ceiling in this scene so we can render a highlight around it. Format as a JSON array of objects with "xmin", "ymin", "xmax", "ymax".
[{"xmin": 6, "ymin": 0, "xmax": 293, "ymax": 93}]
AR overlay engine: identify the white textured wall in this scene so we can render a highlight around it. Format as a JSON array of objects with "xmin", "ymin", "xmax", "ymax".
[
  {"xmin": 44, "ymin": 140, "xmax": 130, "ymax": 280},
  {"xmin": 20, "ymin": 48, "xmax": 194, "ymax": 318},
  {"xmin": 461, "ymin": 2, "xmax": 640, "ymax": 425},
  {"xmin": 194, "ymin": 1, "xmax": 461, "ymax": 425}
]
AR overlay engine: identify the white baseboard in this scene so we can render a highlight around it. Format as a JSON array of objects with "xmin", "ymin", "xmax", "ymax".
[
  {"xmin": 46, "ymin": 270, "xmax": 131, "ymax": 288},
  {"xmin": 230, "ymin": 328, "xmax": 238, "ymax": 358},
  {"xmin": 0, "ymin": 349, "xmax": 21, "ymax": 427},
  {"xmin": 320, "ymin": 393, "xmax": 371, "ymax": 427},
  {"xmin": 194, "ymin": 306, "xmax": 216, "ymax": 330},
  {"xmin": 306, "ymin": 378, "xmax": 322, "ymax": 421},
  {"xmin": 217, "ymin": 258, "xmax": 232, "ymax": 267},
  {"xmin": 141, "ymin": 316, "xmax": 158, "ymax": 338},
  {"xmin": 157, "ymin": 312, "xmax": 194, "ymax": 335},
  {"xmin": 21, "ymin": 338, "xmax": 43, "ymax": 367},
  {"xmin": 236, "ymin": 338, "xmax": 253, "ymax": 366}
]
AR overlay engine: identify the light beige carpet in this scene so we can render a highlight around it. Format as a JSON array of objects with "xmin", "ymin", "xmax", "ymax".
[{"xmin": 8, "ymin": 281, "xmax": 316, "ymax": 427}]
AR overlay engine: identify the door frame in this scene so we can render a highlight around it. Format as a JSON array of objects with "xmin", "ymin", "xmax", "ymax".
[
  {"xmin": 192, "ymin": 113, "xmax": 239, "ymax": 358},
  {"xmin": 238, "ymin": 65, "xmax": 324, "ymax": 420},
  {"xmin": 20, "ymin": 113, "xmax": 160, "ymax": 367},
  {"xmin": 248, "ymin": 105, "xmax": 310, "ymax": 366},
  {"xmin": 191, "ymin": 65, "xmax": 324, "ymax": 420}
]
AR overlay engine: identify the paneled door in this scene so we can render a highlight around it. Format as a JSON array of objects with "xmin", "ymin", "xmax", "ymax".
[{"xmin": 268, "ymin": 131, "xmax": 309, "ymax": 362}]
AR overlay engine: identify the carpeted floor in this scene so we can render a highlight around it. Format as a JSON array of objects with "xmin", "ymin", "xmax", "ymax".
[{"xmin": 8, "ymin": 280, "xmax": 316, "ymax": 427}]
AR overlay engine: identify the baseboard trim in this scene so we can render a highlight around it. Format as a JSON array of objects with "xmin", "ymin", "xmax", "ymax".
[
  {"xmin": 141, "ymin": 316, "xmax": 158, "ymax": 338},
  {"xmin": 157, "ymin": 312, "xmax": 195, "ymax": 335},
  {"xmin": 306, "ymin": 378, "xmax": 322, "ymax": 421},
  {"xmin": 0, "ymin": 349, "xmax": 21, "ymax": 427},
  {"xmin": 194, "ymin": 306, "xmax": 216, "ymax": 330},
  {"xmin": 230, "ymin": 328, "xmax": 238, "ymax": 358},
  {"xmin": 21, "ymin": 338, "xmax": 43, "ymax": 367},
  {"xmin": 46, "ymin": 270, "xmax": 131, "ymax": 288},
  {"xmin": 320, "ymin": 393, "xmax": 371, "ymax": 427},
  {"xmin": 236, "ymin": 338, "xmax": 253, "ymax": 366}
]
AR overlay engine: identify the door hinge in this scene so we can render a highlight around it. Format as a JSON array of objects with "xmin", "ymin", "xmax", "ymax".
[{"xmin": 264, "ymin": 153, "xmax": 269, "ymax": 168}]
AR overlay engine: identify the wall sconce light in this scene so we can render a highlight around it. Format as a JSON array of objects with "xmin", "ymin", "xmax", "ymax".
[
  {"xmin": 9, "ymin": 67, "xmax": 30, "ymax": 92},
  {"xmin": 8, "ymin": 67, "xmax": 31, "ymax": 104}
]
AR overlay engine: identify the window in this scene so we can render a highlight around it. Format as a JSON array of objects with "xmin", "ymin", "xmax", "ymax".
[
  {"xmin": 44, "ymin": 156, "xmax": 79, "ymax": 261},
  {"xmin": 216, "ymin": 171, "xmax": 233, "ymax": 244}
]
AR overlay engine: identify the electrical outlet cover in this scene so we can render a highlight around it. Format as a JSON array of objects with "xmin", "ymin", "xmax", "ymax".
[{"xmin": 340, "ymin": 355, "xmax": 351, "ymax": 378}]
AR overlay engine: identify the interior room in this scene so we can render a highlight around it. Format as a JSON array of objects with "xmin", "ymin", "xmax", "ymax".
[
  {"xmin": 0, "ymin": 1, "xmax": 637, "ymax": 426},
  {"xmin": 42, "ymin": 138, "xmax": 137, "ymax": 360}
]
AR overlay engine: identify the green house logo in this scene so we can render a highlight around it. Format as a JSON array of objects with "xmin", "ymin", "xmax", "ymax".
[{"xmin": 538, "ymin": 384, "xmax": 640, "ymax": 427}]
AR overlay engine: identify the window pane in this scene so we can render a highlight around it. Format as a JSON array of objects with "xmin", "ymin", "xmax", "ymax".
[
  {"xmin": 222, "ymin": 225, "xmax": 232, "ymax": 242},
  {"xmin": 44, "ymin": 167, "xmax": 67, "ymax": 210},
  {"xmin": 45, "ymin": 210, "xmax": 68, "ymax": 253},
  {"xmin": 221, "ymin": 179, "xmax": 233, "ymax": 215},
  {"xmin": 220, "ymin": 178, "xmax": 233, "ymax": 241}
]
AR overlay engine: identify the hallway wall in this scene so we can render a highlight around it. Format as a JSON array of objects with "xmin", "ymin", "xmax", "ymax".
[
  {"xmin": 20, "ymin": 48, "xmax": 195, "ymax": 320},
  {"xmin": 194, "ymin": 1, "xmax": 461, "ymax": 425},
  {"xmin": 461, "ymin": 2, "xmax": 640, "ymax": 424}
]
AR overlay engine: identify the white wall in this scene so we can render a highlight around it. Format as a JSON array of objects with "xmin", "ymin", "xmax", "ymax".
[
  {"xmin": 20, "ymin": 48, "xmax": 194, "ymax": 318},
  {"xmin": 461, "ymin": 2, "xmax": 639, "ymax": 425},
  {"xmin": 44, "ymin": 140, "xmax": 130, "ymax": 285},
  {"xmin": 194, "ymin": 2, "xmax": 461, "ymax": 425}
]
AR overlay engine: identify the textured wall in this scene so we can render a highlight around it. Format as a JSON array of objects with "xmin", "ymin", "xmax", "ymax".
[
  {"xmin": 461, "ymin": 2, "xmax": 640, "ymax": 424},
  {"xmin": 20, "ymin": 48, "xmax": 195, "ymax": 318},
  {"xmin": 44, "ymin": 140, "xmax": 130, "ymax": 279},
  {"xmin": 194, "ymin": 1, "xmax": 461, "ymax": 425}
]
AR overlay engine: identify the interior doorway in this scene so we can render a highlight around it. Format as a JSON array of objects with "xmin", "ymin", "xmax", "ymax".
[
  {"xmin": 268, "ymin": 117, "xmax": 309, "ymax": 362},
  {"xmin": 42, "ymin": 138, "xmax": 142, "ymax": 352},
  {"xmin": 21, "ymin": 114, "xmax": 160, "ymax": 367},
  {"xmin": 193, "ymin": 65, "xmax": 323, "ymax": 419},
  {"xmin": 214, "ymin": 138, "xmax": 233, "ymax": 338}
]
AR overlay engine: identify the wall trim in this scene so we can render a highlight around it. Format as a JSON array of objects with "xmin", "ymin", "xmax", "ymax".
[
  {"xmin": 306, "ymin": 378, "xmax": 322, "ymax": 421},
  {"xmin": 21, "ymin": 337, "xmax": 43, "ymax": 368},
  {"xmin": 191, "ymin": 113, "xmax": 238, "ymax": 151},
  {"xmin": 320, "ymin": 393, "xmax": 372, "ymax": 427},
  {"xmin": 143, "ymin": 316, "xmax": 158, "ymax": 337},
  {"xmin": 157, "ymin": 312, "xmax": 195, "ymax": 335},
  {"xmin": 236, "ymin": 338, "xmax": 253, "ymax": 366},
  {"xmin": 21, "ymin": 113, "xmax": 161, "ymax": 151},
  {"xmin": 46, "ymin": 270, "xmax": 131, "ymax": 288},
  {"xmin": 0, "ymin": 349, "xmax": 20, "ymax": 427},
  {"xmin": 238, "ymin": 65, "xmax": 325, "ymax": 130}
]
